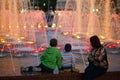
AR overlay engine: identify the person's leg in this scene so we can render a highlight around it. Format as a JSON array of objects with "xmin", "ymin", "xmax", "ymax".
[
  {"xmin": 84, "ymin": 64, "xmax": 95, "ymax": 80},
  {"xmin": 21, "ymin": 64, "xmax": 41, "ymax": 72},
  {"xmin": 40, "ymin": 63, "xmax": 53, "ymax": 73},
  {"xmin": 92, "ymin": 67, "xmax": 107, "ymax": 78},
  {"xmin": 32, "ymin": 65, "xmax": 41, "ymax": 71},
  {"xmin": 84, "ymin": 64, "xmax": 107, "ymax": 80},
  {"xmin": 21, "ymin": 66, "xmax": 33, "ymax": 72}
]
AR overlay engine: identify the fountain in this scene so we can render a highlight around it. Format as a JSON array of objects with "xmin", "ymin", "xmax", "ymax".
[
  {"xmin": 53, "ymin": 0, "xmax": 120, "ymax": 42},
  {"xmin": 0, "ymin": 0, "xmax": 48, "ymax": 76},
  {"xmin": 0, "ymin": 0, "xmax": 48, "ymax": 45},
  {"xmin": 52, "ymin": 0, "xmax": 120, "ymax": 72}
]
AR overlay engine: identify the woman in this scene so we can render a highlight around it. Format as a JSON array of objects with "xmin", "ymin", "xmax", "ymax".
[{"xmin": 84, "ymin": 35, "xmax": 109, "ymax": 80}]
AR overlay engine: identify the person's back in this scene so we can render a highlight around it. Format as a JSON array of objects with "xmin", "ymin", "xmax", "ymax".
[
  {"xmin": 61, "ymin": 51, "xmax": 73, "ymax": 69},
  {"xmin": 41, "ymin": 46, "xmax": 61, "ymax": 70},
  {"xmin": 40, "ymin": 38, "xmax": 62, "ymax": 72},
  {"xmin": 84, "ymin": 35, "xmax": 108, "ymax": 80},
  {"xmin": 61, "ymin": 43, "xmax": 74, "ymax": 69},
  {"xmin": 21, "ymin": 38, "xmax": 62, "ymax": 73}
]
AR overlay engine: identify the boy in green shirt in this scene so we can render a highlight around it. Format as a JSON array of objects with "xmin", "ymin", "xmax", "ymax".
[{"xmin": 21, "ymin": 38, "xmax": 62, "ymax": 73}]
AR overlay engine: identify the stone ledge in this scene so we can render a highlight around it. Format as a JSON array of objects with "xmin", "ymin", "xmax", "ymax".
[{"xmin": 0, "ymin": 71, "xmax": 120, "ymax": 80}]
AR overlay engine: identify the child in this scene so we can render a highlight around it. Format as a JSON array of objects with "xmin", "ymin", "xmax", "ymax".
[
  {"xmin": 61, "ymin": 43, "xmax": 75, "ymax": 71},
  {"xmin": 21, "ymin": 38, "xmax": 62, "ymax": 73}
]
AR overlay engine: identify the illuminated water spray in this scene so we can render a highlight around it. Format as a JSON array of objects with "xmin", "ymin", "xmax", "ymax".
[
  {"xmin": 54, "ymin": 0, "xmax": 120, "ymax": 41},
  {"xmin": 0, "ymin": 0, "xmax": 48, "ymax": 75},
  {"xmin": 0, "ymin": 0, "xmax": 47, "ymax": 44}
]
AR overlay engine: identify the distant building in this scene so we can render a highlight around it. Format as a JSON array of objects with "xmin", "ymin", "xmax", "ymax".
[
  {"xmin": 116, "ymin": 0, "xmax": 120, "ymax": 8},
  {"xmin": 56, "ymin": 0, "xmax": 120, "ymax": 13},
  {"xmin": 116, "ymin": 0, "xmax": 120, "ymax": 13},
  {"xmin": 56, "ymin": 0, "xmax": 66, "ymax": 10}
]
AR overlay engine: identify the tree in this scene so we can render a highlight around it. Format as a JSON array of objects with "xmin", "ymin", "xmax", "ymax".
[{"xmin": 37, "ymin": 0, "xmax": 57, "ymax": 12}]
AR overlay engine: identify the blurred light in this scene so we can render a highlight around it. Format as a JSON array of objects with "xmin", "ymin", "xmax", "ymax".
[
  {"xmin": 31, "ymin": 25, "xmax": 34, "ymax": 28},
  {"xmin": 58, "ymin": 13, "xmax": 61, "ymax": 16},
  {"xmin": 96, "ymin": 9, "xmax": 98, "ymax": 12},
  {"xmin": 58, "ymin": 25, "xmax": 62, "ymax": 28},
  {"xmin": 21, "ymin": 8, "xmax": 27, "ymax": 13},
  {"xmin": 100, "ymin": 36, "xmax": 105, "ymax": 39},
  {"xmin": 43, "ymin": 3, "xmax": 46, "ymax": 6},
  {"xmin": 38, "ymin": 24, "xmax": 41, "ymax": 28},
  {"xmin": 6, "ymin": 34, "xmax": 9, "ymax": 37},
  {"xmin": 12, "ymin": 50, "xmax": 19, "ymax": 54},
  {"xmin": 92, "ymin": 8, "xmax": 98, "ymax": 12},
  {"xmin": 17, "ymin": 26, "xmax": 19, "ymax": 28},
  {"xmin": 76, "ymin": 35, "xmax": 80, "ymax": 39},
  {"xmin": 63, "ymin": 32, "xmax": 69, "ymax": 36},
  {"xmin": 26, "ymin": 41, "xmax": 34, "ymax": 44},
  {"xmin": 84, "ymin": 48, "xmax": 91, "ymax": 53},
  {"xmin": 38, "ymin": 47, "xmax": 46, "ymax": 52},
  {"xmin": 1, "ymin": 40, "xmax": 5, "ymax": 43},
  {"xmin": 44, "ymin": 25, "xmax": 48, "ymax": 28},
  {"xmin": 52, "ymin": 24, "xmax": 56, "ymax": 28},
  {"xmin": 24, "ymin": 26, "xmax": 26, "ymax": 29},
  {"xmin": 9, "ymin": 26, "xmax": 11, "ymax": 29},
  {"xmin": 32, "ymin": 49, "xmax": 39, "ymax": 53},
  {"xmin": 20, "ymin": 37, "xmax": 25, "ymax": 39}
]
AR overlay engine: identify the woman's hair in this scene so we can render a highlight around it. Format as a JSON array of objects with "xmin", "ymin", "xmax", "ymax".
[
  {"xmin": 50, "ymin": 38, "xmax": 57, "ymax": 47},
  {"xmin": 64, "ymin": 43, "xmax": 72, "ymax": 52},
  {"xmin": 90, "ymin": 35, "xmax": 102, "ymax": 48}
]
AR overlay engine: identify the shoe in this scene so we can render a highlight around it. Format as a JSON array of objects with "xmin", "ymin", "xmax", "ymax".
[
  {"xmin": 33, "ymin": 67, "xmax": 41, "ymax": 72},
  {"xmin": 21, "ymin": 67, "xmax": 29, "ymax": 72}
]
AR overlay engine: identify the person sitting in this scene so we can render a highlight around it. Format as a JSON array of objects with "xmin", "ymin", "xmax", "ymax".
[
  {"xmin": 84, "ymin": 35, "xmax": 109, "ymax": 80},
  {"xmin": 21, "ymin": 38, "xmax": 62, "ymax": 73},
  {"xmin": 61, "ymin": 43, "xmax": 75, "ymax": 72}
]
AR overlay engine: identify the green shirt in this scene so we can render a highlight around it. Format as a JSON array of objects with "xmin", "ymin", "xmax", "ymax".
[{"xmin": 40, "ymin": 47, "xmax": 62, "ymax": 69}]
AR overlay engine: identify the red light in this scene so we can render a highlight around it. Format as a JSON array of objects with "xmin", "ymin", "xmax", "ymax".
[
  {"xmin": 26, "ymin": 45, "xmax": 32, "ymax": 48},
  {"xmin": 108, "ymin": 45, "xmax": 112, "ymax": 48},
  {"xmin": 38, "ymin": 47, "xmax": 46, "ymax": 52},
  {"xmin": 107, "ymin": 43, "xmax": 118, "ymax": 48},
  {"xmin": 57, "ymin": 46, "xmax": 61, "ymax": 49},
  {"xmin": 32, "ymin": 50, "xmax": 39, "ymax": 53},
  {"xmin": 84, "ymin": 49, "xmax": 91, "ymax": 53},
  {"xmin": 0, "ymin": 49, "xmax": 4, "ymax": 52},
  {"xmin": 12, "ymin": 50, "xmax": 19, "ymax": 54},
  {"xmin": 112, "ymin": 44, "xmax": 117, "ymax": 47},
  {"xmin": 7, "ymin": 45, "xmax": 13, "ymax": 49},
  {"xmin": 52, "ymin": 29, "xmax": 56, "ymax": 32}
]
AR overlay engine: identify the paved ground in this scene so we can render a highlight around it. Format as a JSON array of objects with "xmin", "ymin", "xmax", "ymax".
[{"xmin": 0, "ymin": 52, "xmax": 120, "ymax": 76}]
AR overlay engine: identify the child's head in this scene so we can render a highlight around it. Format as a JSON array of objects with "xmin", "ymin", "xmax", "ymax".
[
  {"xmin": 64, "ymin": 43, "xmax": 72, "ymax": 52},
  {"xmin": 50, "ymin": 38, "xmax": 57, "ymax": 47}
]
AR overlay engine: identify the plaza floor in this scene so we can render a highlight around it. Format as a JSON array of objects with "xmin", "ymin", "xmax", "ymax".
[{"xmin": 0, "ymin": 52, "xmax": 120, "ymax": 76}]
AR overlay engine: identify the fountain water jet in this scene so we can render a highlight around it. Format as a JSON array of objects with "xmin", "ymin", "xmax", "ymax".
[
  {"xmin": 53, "ymin": 0, "xmax": 120, "ymax": 41},
  {"xmin": 52, "ymin": 0, "xmax": 120, "ymax": 72},
  {"xmin": 0, "ymin": 0, "xmax": 48, "ymax": 76},
  {"xmin": 0, "ymin": 0, "xmax": 48, "ymax": 45}
]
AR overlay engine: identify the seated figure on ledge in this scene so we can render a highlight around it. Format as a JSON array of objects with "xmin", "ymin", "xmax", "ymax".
[{"xmin": 21, "ymin": 38, "xmax": 62, "ymax": 73}]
